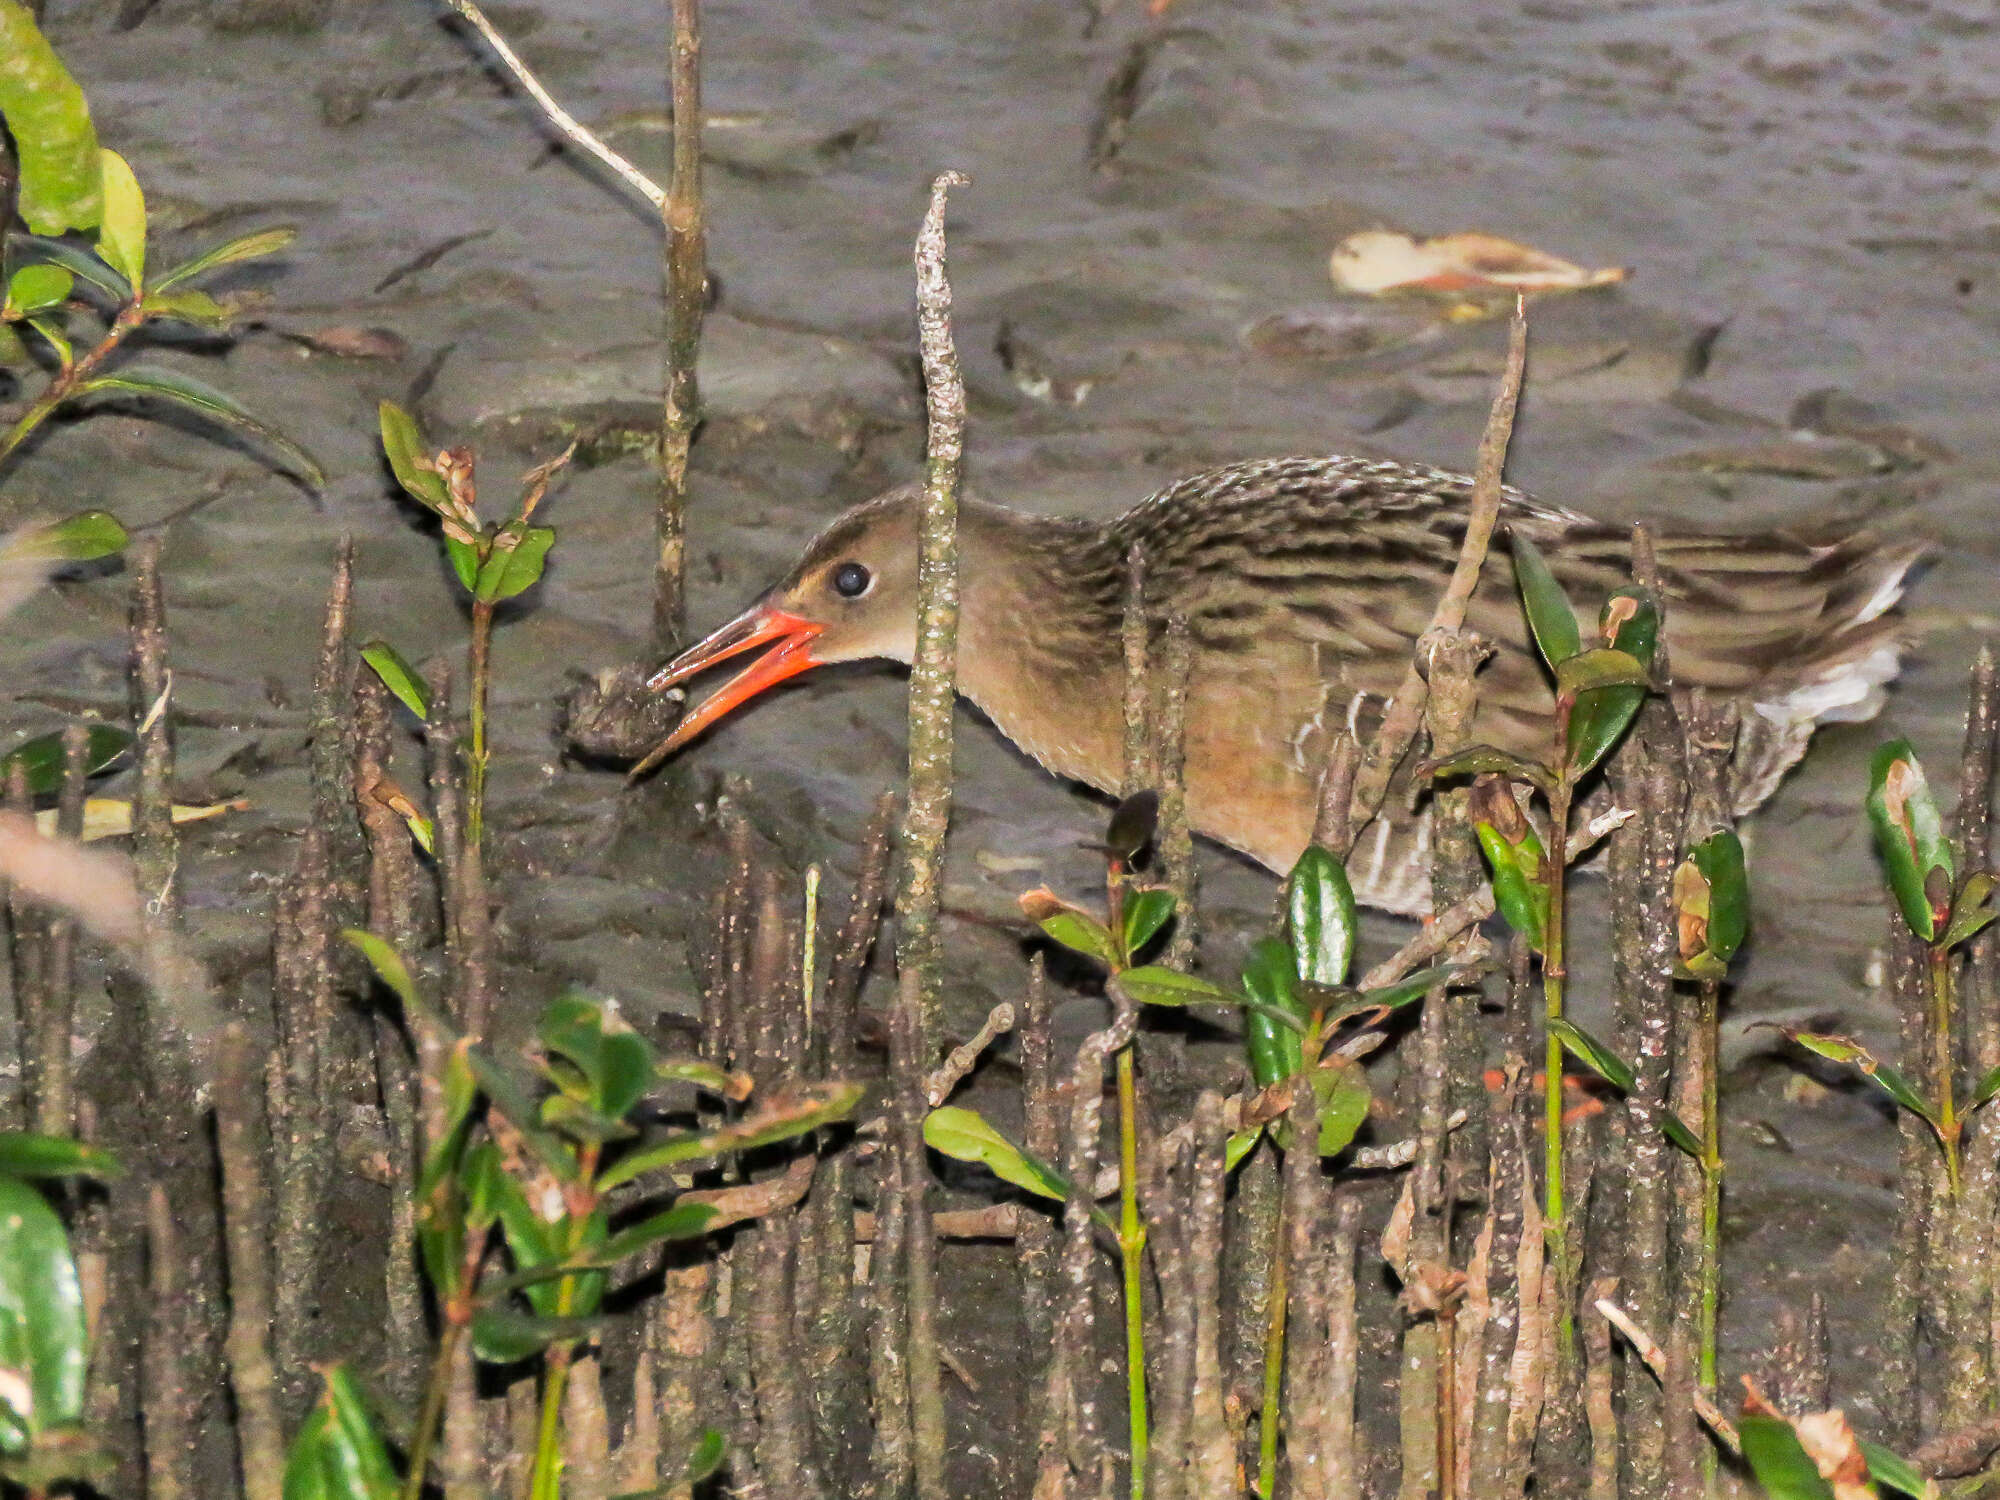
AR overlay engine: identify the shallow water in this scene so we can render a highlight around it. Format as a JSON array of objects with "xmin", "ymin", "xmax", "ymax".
[{"xmin": 13, "ymin": 0, "xmax": 2000, "ymax": 1454}]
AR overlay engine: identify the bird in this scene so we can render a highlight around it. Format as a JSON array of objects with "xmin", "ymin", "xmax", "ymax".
[{"xmin": 639, "ymin": 454, "xmax": 1924, "ymax": 915}]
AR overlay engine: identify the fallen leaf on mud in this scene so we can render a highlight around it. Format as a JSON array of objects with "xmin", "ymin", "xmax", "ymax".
[
  {"xmin": 283, "ymin": 324, "xmax": 411, "ymax": 361},
  {"xmin": 1654, "ymin": 437, "xmax": 1894, "ymax": 481},
  {"xmin": 1329, "ymin": 229, "xmax": 1627, "ymax": 297},
  {"xmin": 34, "ymin": 797, "xmax": 247, "ymax": 842}
]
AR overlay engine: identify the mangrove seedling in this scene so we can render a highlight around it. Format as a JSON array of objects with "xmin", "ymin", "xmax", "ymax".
[{"xmin": 0, "ymin": 1, "xmax": 318, "ymax": 486}]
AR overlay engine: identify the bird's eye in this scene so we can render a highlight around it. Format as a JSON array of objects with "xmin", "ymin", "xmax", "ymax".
[{"xmin": 831, "ymin": 561, "xmax": 873, "ymax": 599}]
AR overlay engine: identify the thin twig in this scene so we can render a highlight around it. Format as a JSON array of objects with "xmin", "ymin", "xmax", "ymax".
[
  {"xmin": 1349, "ymin": 302, "xmax": 1527, "ymax": 832},
  {"xmin": 655, "ymin": 0, "xmax": 705, "ymax": 653},
  {"xmin": 436, "ymin": 0, "xmax": 668, "ymax": 211},
  {"xmin": 1594, "ymin": 1300, "xmax": 1739, "ymax": 1454},
  {"xmin": 1356, "ymin": 890, "xmax": 1494, "ymax": 991},
  {"xmin": 924, "ymin": 1002, "xmax": 1015, "ymax": 1105}
]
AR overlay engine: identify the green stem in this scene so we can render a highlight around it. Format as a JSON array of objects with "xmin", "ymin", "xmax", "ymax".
[
  {"xmin": 1542, "ymin": 774, "xmax": 1574, "ymax": 1349},
  {"xmin": 466, "ymin": 598, "xmax": 494, "ymax": 852},
  {"xmin": 400, "ymin": 1322, "xmax": 463, "ymax": 1500},
  {"xmin": 1117, "ymin": 1045, "xmax": 1148, "ymax": 1499},
  {"xmin": 0, "ymin": 301, "xmax": 144, "ymax": 472},
  {"xmin": 1931, "ymin": 946, "xmax": 1962, "ymax": 1198},
  {"xmin": 529, "ymin": 1342, "xmax": 572, "ymax": 1500},
  {"xmin": 1256, "ymin": 1199, "xmax": 1287, "ymax": 1500}
]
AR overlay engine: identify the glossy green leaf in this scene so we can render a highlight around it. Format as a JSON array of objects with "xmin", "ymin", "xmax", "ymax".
[
  {"xmin": 923, "ymin": 1106, "xmax": 1068, "ymax": 1202},
  {"xmin": 1225, "ymin": 1126, "xmax": 1262, "ymax": 1172},
  {"xmin": 471, "ymin": 1306, "xmax": 607, "ymax": 1364},
  {"xmin": 1971, "ymin": 1063, "xmax": 2000, "ymax": 1111},
  {"xmin": 1120, "ymin": 887, "xmax": 1175, "ymax": 960},
  {"xmin": 0, "ymin": 2, "xmax": 102, "ymax": 236},
  {"xmin": 0, "ymin": 723, "xmax": 132, "ymax": 798},
  {"xmin": 1689, "ymin": 826, "xmax": 1749, "ymax": 963},
  {"xmin": 596, "ymin": 1080, "xmax": 864, "ymax": 1192},
  {"xmin": 1418, "ymin": 743, "xmax": 1555, "ymax": 793},
  {"xmin": 32, "ymin": 509, "xmax": 128, "ymax": 563},
  {"xmin": 1037, "ymin": 909, "xmax": 1120, "ymax": 969},
  {"xmin": 95, "ymin": 149, "xmax": 145, "ymax": 291},
  {"xmin": 4, "ymin": 264, "xmax": 72, "ymax": 317},
  {"xmin": 597, "ymin": 1202, "xmax": 718, "ymax": 1263},
  {"xmin": 655, "ymin": 1058, "xmax": 748, "ymax": 1097},
  {"xmin": 1553, "ymin": 647, "xmax": 1650, "ymax": 699},
  {"xmin": 1241, "ymin": 936, "xmax": 1307, "ymax": 1088},
  {"xmin": 1867, "ymin": 740, "xmax": 1952, "ymax": 942},
  {"xmin": 446, "ymin": 536, "xmax": 480, "ymax": 592},
  {"xmin": 1564, "ymin": 590, "xmax": 1660, "ymax": 775},
  {"xmin": 75, "ymin": 366, "xmax": 324, "ymax": 487},
  {"xmin": 1475, "ymin": 822, "xmax": 1548, "ymax": 952},
  {"xmin": 140, "ymin": 287, "xmax": 231, "ymax": 329},
  {"xmin": 464, "ymin": 1049, "xmax": 576, "ymax": 1184},
  {"xmin": 1286, "ymin": 842, "xmax": 1356, "ymax": 988},
  {"xmin": 151, "ymin": 225, "xmax": 297, "ymax": 292},
  {"xmin": 1659, "ymin": 1111, "xmax": 1704, "ymax": 1160},
  {"xmin": 1787, "ymin": 1030, "xmax": 1938, "ymax": 1128},
  {"xmin": 538, "ymin": 992, "xmax": 655, "ymax": 1123},
  {"xmin": 0, "ymin": 1176, "xmax": 87, "ymax": 1450},
  {"xmin": 360, "ymin": 641, "xmax": 430, "ymax": 721},
  {"xmin": 341, "ymin": 928, "xmax": 441, "ymax": 1032},
  {"xmin": 1548, "ymin": 1017, "xmax": 1636, "ymax": 1094},
  {"xmin": 1942, "ymin": 872, "xmax": 1998, "ymax": 952},
  {"xmin": 1310, "ymin": 1060, "xmax": 1371, "ymax": 1158},
  {"xmin": 1342, "ymin": 963, "xmax": 1464, "ymax": 1019},
  {"xmin": 1737, "ymin": 1414, "xmax": 1835, "ymax": 1500},
  {"xmin": 1512, "ymin": 532, "xmax": 1582, "ymax": 670},
  {"xmin": 11, "ymin": 236, "xmax": 126, "ymax": 298},
  {"xmin": 378, "ymin": 400, "xmax": 451, "ymax": 512},
  {"xmin": 1861, "ymin": 1438, "xmax": 1937, "ymax": 1498},
  {"xmin": 472, "ymin": 522, "xmax": 555, "ymax": 603},
  {"xmin": 0, "ymin": 1132, "xmax": 119, "ymax": 1181},
  {"xmin": 1116, "ymin": 964, "xmax": 1242, "ymax": 1010},
  {"xmin": 24, "ymin": 315, "xmax": 70, "ymax": 367}
]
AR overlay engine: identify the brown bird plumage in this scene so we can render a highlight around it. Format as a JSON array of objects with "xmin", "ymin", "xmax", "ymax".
[{"xmin": 646, "ymin": 454, "xmax": 1924, "ymax": 913}]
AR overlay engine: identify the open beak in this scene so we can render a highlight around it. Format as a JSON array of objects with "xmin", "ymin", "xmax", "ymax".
[{"xmin": 627, "ymin": 604, "xmax": 826, "ymax": 780}]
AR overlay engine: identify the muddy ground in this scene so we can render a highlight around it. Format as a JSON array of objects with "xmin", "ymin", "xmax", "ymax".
[{"xmin": 7, "ymin": 0, "xmax": 2000, "ymax": 1473}]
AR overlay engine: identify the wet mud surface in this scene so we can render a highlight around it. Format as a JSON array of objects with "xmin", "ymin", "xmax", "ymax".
[{"xmin": 9, "ymin": 0, "xmax": 2000, "ymax": 1458}]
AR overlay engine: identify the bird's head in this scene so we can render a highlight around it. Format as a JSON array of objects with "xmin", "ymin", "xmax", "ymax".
[{"xmin": 632, "ymin": 488, "xmax": 925, "ymax": 773}]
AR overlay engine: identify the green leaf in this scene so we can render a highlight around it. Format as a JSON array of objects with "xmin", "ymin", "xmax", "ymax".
[
  {"xmin": 140, "ymin": 287, "xmax": 231, "ymax": 329},
  {"xmin": 1511, "ymin": 532, "xmax": 1582, "ymax": 670},
  {"xmin": 537, "ymin": 992, "xmax": 655, "ymax": 1123},
  {"xmin": 473, "ymin": 522, "xmax": 555, "ymax": 603},
  {"xmin": 23, "ymin": 315, "xmax": 70, "ymax": 367},
  {"xmin": 0, "ymin": 1176, "xmax": 88, "ymax": 1450},
  {"xmin": 471, "ymin": 1306, "xmax": 607, "ymax": 1364},
  {"xmin": 341, "ymin": 929, "xmax": 437, "ymax": 1031},
  {"xmin": 1225, "ymin": 1126, "xmax": 1262, "ymax": 1172},
  {"xmin": 1659, "ymin": 1111, "xmax": 1704, "ymax": 1160},
  {"xmin": 360, "ymin": 641, "xmax": 430, "ymax": 722},
  {"xmin": 75, "ymin": 366, "xmax": 324, "ymax": 488},
  {"xmin": 378, "ymin": 401, "xmax": 452, "ymax": 512},
  {"xmin": 1418, "ymin": 744, "xmax": 1555, "ymax": 793},
  {"xmin": 1548, "ymin": 1017, "xmax": 1637, "ymax": 1094},
  {"xmin": 414, "ymin": 1041, "xmax": 478, "ymax": 1208},
  {"xmin": 1867, "ymin": 740, "xmax": 1952, "ymax": 942},
  {"xmin": 1971, "ymin": 1063, "xmax": 2000, "ymax": 1111},
  {"xmin": 1342, "ymin": 963, "xmax": 1464, "ymax": 1019},
  {"xmin": 31, "ymin": 509, "xmax": 128, "ymax": 563},
  {"xmin": 1285, "ymin": 843, "xmax": 1356, "ymax": 988},
  {"xmin": 1564, "ymin": 591, "xmax": 1660, "ymax": 776},
  {"xmin": 0, "ymin": 723, "xmax": 132, "ymax": 798},
  {"xmin": 596, "ymin": 1202, "xmax": 718, "ymax": 1263},
  {"xmin": 1738, "ymin": 1414, "xmax": 1836, "ymax": 1500},
  {"xmin": 94, "ymin": 149, "xmax": 145, "ymax": 291},
  {"xmin": 1120, "ymin": 887, "xmax": 1175, "ymax": 960},
  {"xmin": 151, "ymin": 225, "xmax": 296, "ymax": 292},
  {"xmin": 0, "ymin": 1132, "xmax": 120, "ymax": 1181},
  {"xmin": 686, "ymin": 1428, "xmax": 727, "ymax": 1484},
  {"xmin": 1475, "ymin": 822, "xmax": 1548, "ymax": 952},
  {"xmin": 4, "ymin": 264, "xmax": 72, "ymax": 317},
  {"xmin": 319, "ymin": 1366, "xmax": 398, "ymax": 1500},
  {"xmin": 446, "ymin": 536, "xmax": 480, "ymax": 592},
  {"xmin": 1786, "ymin": 1030, "xmax": 1939, "ymax": 1128},
  {"xmin": 0, "ymin": 324, "xmax": 25, "ymax": 368},
  {"xmin": 1310, "ymin": 1060, "xmax": 1371, "ymax": 1158},
  {"xmin": 0, "ymin": 2, "xmax": 102, "ymax": 236},
  {"xmin": 1241, "ymin": 936, "xmax": 1308, "ymax": 1088},
  {"xmin": 1689, "ymin": 827, "xmax": 1749, "ymax": 963},
  {"xmin": 1942, "ymin": 872, "xmax": 1998, "ymax": 952},
  {"xmin": 1115, "ymin": 965, "xmax": 1242, "ymax": 1010},
  {"xmin": 922, "ymin": 1106, "xmax": 1068, "ymax": 1202},
  {"xmin": 1036, "ymin": 909, "xmax": 1120, "ymax": 970},
  {"xmin": 655, "ymin": 1058, "xmax": 748, "ymax": 1098},
  {"xmin": 1861, "ymin": 1438, "xmax": 1937, "ymax": 1498},
  {"xmin": 10, "ymin": 236, "xmax": 126, "ymax": 298},
  {"xmin": 1553, "ymin": 647, "xmax": 1650, "ymax": 698},
  {"xmin": 595, "ymin": 1080, "xmax": 864, "ymax": 1192}
]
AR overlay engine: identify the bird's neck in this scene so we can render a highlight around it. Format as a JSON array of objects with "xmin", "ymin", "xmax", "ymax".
[{"xmin": 954, "ymin": 500, "xmax": 1127, "ymax": 792}]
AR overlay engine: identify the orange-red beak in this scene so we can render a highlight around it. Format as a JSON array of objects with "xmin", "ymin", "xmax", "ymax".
[{"xmin": 627, "ymin": 604, "xmax": 825, "ymax": 779}]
